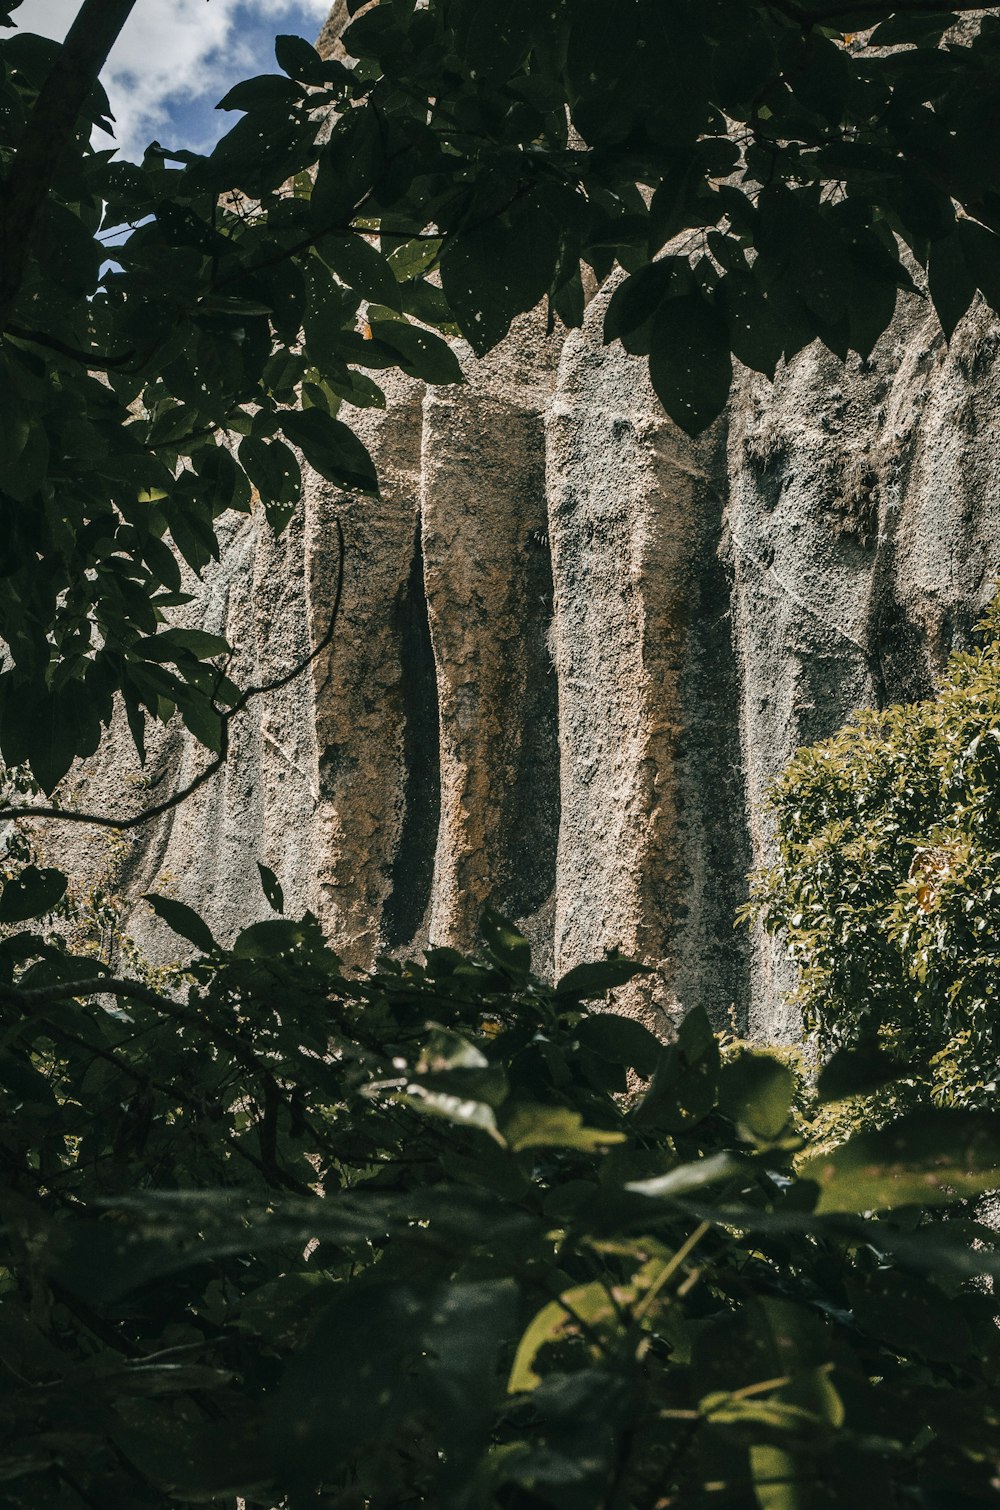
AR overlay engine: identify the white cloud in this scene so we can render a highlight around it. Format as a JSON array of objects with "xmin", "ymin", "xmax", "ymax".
[{"xmin": 22, "ymin": 0, "xmax": 333, "ymax": 158}]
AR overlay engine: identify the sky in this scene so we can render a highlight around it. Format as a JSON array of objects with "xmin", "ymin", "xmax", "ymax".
[{"xmin": 22, "ymin": 0, "xmax": 334, "ymax": 160}]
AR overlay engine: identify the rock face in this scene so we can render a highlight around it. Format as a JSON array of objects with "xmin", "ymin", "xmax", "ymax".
[{"xmin": 47, "ymin": 18, "xmax": 1000, "ymax": 1043}]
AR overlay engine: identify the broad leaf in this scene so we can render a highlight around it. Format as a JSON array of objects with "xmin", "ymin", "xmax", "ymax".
[
  {"xmin": 801, "ymin": 1110, "xmax": 1000, "ymax": 1213},
  {"xmin": 280, "ymin": 408, "xmax": 378, "ymax": 493},
  {"xmin": 144, "ymin": 894, "xmax": 216, "ymax": 955},
  {"xmin": 648, "ymin": 290, "xmax": 732, "ymax": 436},
  {"xmin": 0, "ymin": 867, "xmax": 67, "ymax": 923},
  {"xmin": 257, "ymin": 863, "xmax": 284, "ymax": 913}
]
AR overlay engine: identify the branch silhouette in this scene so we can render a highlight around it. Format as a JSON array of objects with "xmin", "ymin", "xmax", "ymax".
[
  {"xmin": 766, "ymin": 0, "xmax": 991, "ymax": 23},
  {"xmin": 0, "ymin": 519, "xmax": 345, "ymax": 832}
]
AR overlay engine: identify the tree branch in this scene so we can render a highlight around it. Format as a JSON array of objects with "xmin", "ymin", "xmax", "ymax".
[
  {"xmin": 6, "ymin": 323, "xmax": 135, "ymax": 370},
  {"xmin": 0, "ymin": 0, "xmax": 140, "ymax": 329},
  {"xmin": 765, "ymin": 0, "xmax": 990, "ymax": 25},
  {"xmin": 0, "ymin": 519, "xmax": 345, "ymax": 831}
]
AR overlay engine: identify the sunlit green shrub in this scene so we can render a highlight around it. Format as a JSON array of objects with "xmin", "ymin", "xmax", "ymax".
[
  {"xmin": 5, "ymin": 863, "xmax": 1000, "ymax": 1506},
  {"xmin": 747, "ymin": 597, "xmax": 1000, "ymax": 1107}
]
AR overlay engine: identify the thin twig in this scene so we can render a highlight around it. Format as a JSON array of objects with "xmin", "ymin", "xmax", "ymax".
[{"xmin": 0, "ymin": 520, "xmax": 345, "ymax": 831}]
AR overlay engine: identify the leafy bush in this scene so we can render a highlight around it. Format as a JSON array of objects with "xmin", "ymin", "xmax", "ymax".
[
  {"xmin": 5, "ymin": 866, "xmax": 1000, "ymax": 1507},
  {"xmin": 747, "ymin": 598, "xmax": 1000, "ymax": 1110}
]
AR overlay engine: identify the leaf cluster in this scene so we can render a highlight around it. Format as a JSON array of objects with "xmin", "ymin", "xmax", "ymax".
[
  {"xmin": 0, "ymin": 24, "xmax": 459, "ymax": 792},
  {"xmin": 2, "ymin": 875, "xmax": 1000, "ymax": 1506},
  {"xmin": 8, "ymin": 5, "xmax": 1000, "ymax": 796},
  {"xmin": 746, "ymin": 597, "xmax": 1000, "ymax": 1109},
  {"xmin": 332, "ymin": 0, "xmax": 1000, "ymax": 434}
]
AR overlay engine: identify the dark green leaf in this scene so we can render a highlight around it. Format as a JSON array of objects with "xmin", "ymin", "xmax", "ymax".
[
  {"xmin": 576, "ymin": 1012, "xmax": 661, "ymax": 1076},
  {"xmin": 480, "ymin": 907, "xmax": 530, "ymax": 982},
  {"xmin": 316, "ymin": 232, "xmax": 401, "ymax": 309},
  {"xmin": 257, "ymin": 863, "xmax": 285, "ymax": 914},
  {"xmin": 217, "ymin": 74, "xmax": 301, "ymax": 113},
  {"xmin": 0, "ymin": 867, "xmax": 67, "ymax": 923},
  {"xmin": 274, "ymin": 33, "xmax": 328, "ymax": 84},
  {"xmin": 144, "ymin": 894, "xmax": 216, "ymax": 954},
  {"xmin": 648, "ymin": 290, "xmax": 732, "ymax": 436},
  {"xmin": 500, "ymin": 1104, "xmax": 625, "ymax": 1152},
  {"xmin": 928, "ymin": 229, "xmax": 976, "ymax": 340},
  {"xmin": 232, "ymin": 919, "xmax": 308, "ymax": 958},
  {"xmin": 280, "ymin": 408, "xmax": 378, "ymax": 493},
  {"xmin": 633, "ymin": 1005, "xmax": 720, "ymax": 1132},
  {"xmin": 817, "ymin": 1044, "xmax": 914, "ymax": 1104},
  {"xmin": 719, "ymin": 1050, "xmax": 794, "ymax": 1143},
  {"xmin": 957, "ymin": 217, "xmax": 1000, "ymax": 316},
  {"xmin": 557, "ymin": 956, "xmax": 652, "ymax": 1001},
  {"xmin": 440, "ymin": 191, "xmax": 561, "ymax": 356},
  {"xmin": 626, "ymin": 1151, "xmax": 744, "ymax": 1200},
  {"xmin": 367, "ymin": 318, "xmax": 464, "ymax": 385},
  {"xmin": 801, "ymin": 1110, "xmax": 1000, "ymax": 1213},
  {"xmin": 238, "ymin": 436, "xmax": 302, "ymax": 507}
]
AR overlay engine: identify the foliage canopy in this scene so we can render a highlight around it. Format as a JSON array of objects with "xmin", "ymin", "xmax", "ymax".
[
  {"xmin": 5, "ymin": 0, "xmax": 1000, "ymax": 796},
  {"xmin": 4, "ymin": 869, "xmax": 1000, "ymax": 1506}
]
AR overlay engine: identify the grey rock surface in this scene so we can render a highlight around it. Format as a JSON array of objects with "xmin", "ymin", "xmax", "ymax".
[{"xmin": 39, "ymin": 16, "xmax": 1000, "ymax": 1042}]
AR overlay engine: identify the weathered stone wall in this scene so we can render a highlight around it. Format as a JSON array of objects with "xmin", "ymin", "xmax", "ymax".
[{"xmin": 45, "ymin": 15, "xmax": 1000, "ymax": 1042}]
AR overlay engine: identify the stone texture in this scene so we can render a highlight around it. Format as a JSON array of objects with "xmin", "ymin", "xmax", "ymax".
[{"xmin": 39, "ymin": 13, "xmax": 1000, "ymax": 1040}]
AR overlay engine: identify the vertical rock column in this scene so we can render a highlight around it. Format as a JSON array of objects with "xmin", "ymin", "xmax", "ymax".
[
  {"xmin": 546, "ymin": 282, "xmax": 724, "ymax": 1028},
  {"xmin": 721, "ymin": 297, "xmax": 1000, "ymax": 1038},
  {"xmin": 420, "ymin": 314, "xmax": 562, "ymax": 965},
  {"xmin": 306, "ymin": 372, "xmax": 429, "ymax": 965}
]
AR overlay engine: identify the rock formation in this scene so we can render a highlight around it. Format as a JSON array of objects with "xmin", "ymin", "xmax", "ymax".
[{"xmin": 44, "ymin": 10, "xmax": 1000, "ymax": 1042}]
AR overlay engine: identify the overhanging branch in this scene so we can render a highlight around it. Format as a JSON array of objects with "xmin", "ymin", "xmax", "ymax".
[
  {"xmin": 0, "ymin": 519, "xmax": 345, "ymax": 831},
  {"xmin": 766, "ymin": 0, "xmax": 991, "ymax": 25}
]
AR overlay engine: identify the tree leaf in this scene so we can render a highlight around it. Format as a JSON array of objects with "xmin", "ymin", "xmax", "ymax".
[
  {"xmin": 257, "ymin": 863, "xmax": 284, "ymax": 914},
  {"xmin": 576, "ymin": 1012, "xmax": 661, "ymax": 1076},
  {"xmin": 633, "ymin": 1005, "xmax": 720, "ymax": 1132},
  {"xmin": 138, "ymin": 628, "xmax": 230, "ymax": 663},
  {"xmin": 801, "ymin": 1110, "xmax": 1000, "ymax": 1213},
  {"xmin": 928, "ymin": 228, "xmax": 976, "ymax": 340},
  {"xmin": 500, "ymin": 1104, "xmax": 625, "ymax": 1152},
  {"xmin": 280, "ymin": 408, "xmax": 378, "ymax": 494},
  {"xmin": 238, "ymin": 436, "xmax": 302, "ymax": 507},
  {"xmin": 367, "ymin": 318, "xmax": 464, "ymax": 385},
  {"xmin": 274, "ymin": 33, "xmax": 328, "ymax": 85},
  {"xmin": 232, "ymin": 919, "xmax": 308, "ymax": 958},
  {"xmin": 509, "ymin": 1282, "xmax": 619, "ymax": 1393},
  {"xmin": 719, "ymin": 1051, "xmax": 794, "ymax": 1143},
  {"xmin": 0, "ymin": 867, "xmax": 67, "ymax": 923},
  {"xmin": 440, "ymin": 190, "xmax": 561, "ymax": 356},
  {"xmin": 316, "ymin": 233, "xmax": 401, "ymax": 310},
  {"xmin": 957, "ymin": 217, "xmax": 1000, "ymax": 316},
  {"xmin": 816, "ymin": 1044, "xmax": 913, "ymax": 1104},
  {"xmin": 648, "ymin": 289, "xmax": 732, "ymax": 436},
  {"xmin": 480, "ymin": 907, "xmax": 531, "ymax": 982},
  {"xmin": 144, "ymin": 894, "xmax": 216, "ymax": 955},
  {"xmin": 557, "ymin": 956, "xmax": 652, "ymax": 1002},
  {"xmin": 217, "ymin": 74, "xmax": 302, "ymax": 113},
  {"xmin": 625, "ymin": 1151, "xmax": 744, "ymax": 1200}
]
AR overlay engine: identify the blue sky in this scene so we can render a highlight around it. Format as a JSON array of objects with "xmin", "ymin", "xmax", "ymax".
[{"xmin": 26, "ymin": 0, "xmax": 333, "ymax": 160}]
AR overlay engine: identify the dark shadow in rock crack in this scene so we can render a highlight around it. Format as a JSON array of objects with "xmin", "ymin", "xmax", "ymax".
[
  {"xmin": 493, "ymin": 524, "xmax": 561, "ymax": 922},
  {"xmin": 383, "ymin": 519, "xmax": 441, "ymax": 950}
]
